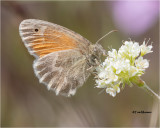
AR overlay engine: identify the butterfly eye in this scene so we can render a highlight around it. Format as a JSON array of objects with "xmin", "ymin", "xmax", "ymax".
[{"xmin": 35, "ymin": 28, "xmax": 39, "ymax": 32}]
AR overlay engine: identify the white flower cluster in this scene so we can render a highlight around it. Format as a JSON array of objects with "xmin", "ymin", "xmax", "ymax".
[{"xmin": 95, "ymin": 40, "xmax": 153, "ymax": 97}]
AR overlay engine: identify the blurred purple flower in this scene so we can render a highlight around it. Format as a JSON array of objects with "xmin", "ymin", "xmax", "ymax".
[{"xmin": 111, "ymin": 1, "xmax": 159, "ymax": 36}]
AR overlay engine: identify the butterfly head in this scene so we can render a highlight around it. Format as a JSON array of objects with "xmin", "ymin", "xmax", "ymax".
[
  {"xmin": 88, "ymin": 43, "xmax": 106, "ymax": 66},
  {"xmin": 94, "ymin": 43, "xmax": 106, "ymax": 56}
]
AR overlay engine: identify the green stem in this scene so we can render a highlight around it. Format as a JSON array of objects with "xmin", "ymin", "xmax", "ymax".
[
  {"xmin": 131, "ymin": 77, "xmax": 160, "ymax": 100},
  {"xmin": 141, "ymin": 82, "xmax": 160, "ymax": 100}
]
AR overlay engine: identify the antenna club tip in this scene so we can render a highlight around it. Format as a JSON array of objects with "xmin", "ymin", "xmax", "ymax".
[{"xmin": 112, "ymin": 30, "xmax": 118, "ymax": 32}]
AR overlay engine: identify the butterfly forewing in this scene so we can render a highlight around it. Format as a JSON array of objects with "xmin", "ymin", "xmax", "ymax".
[{"xmin": 19, "ymin": 19, "xmax": 91, "ymax": 58}]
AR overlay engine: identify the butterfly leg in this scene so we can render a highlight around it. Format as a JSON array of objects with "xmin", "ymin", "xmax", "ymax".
[{"xmin": 87, "ymin": 66, "xmax": 93, "ymax": 71}]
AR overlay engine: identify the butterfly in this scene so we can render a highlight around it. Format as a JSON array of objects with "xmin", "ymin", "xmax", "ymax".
[{"xmin": 19, "ymin": 19, "xmax": 106, "ymax": 97}]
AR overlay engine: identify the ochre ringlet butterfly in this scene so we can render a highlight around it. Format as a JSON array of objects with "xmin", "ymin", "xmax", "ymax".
[{"xmin": 19, "ymin": 19, "xmax": 111, "ymax": 97}]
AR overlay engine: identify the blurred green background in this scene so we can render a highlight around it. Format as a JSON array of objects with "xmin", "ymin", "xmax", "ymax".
[{"xmin": 1, "ymin": 1, "xmax": 159, "ymax": 127}]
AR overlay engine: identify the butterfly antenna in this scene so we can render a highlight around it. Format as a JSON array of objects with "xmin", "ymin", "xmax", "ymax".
[{"xmin": 96, "ymin": 30, "xmax": 118, "ymax": 44}]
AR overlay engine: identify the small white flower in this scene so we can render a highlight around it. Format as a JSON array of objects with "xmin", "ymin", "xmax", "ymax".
[
  {"xmin": 108, "ymin": 49, "xmax": 118, "ymax": 58},
  {"xmin": 129, "ymin": 66, "xmax": 139, "ymax": 77},
  {"xmin": 116, "ymin": 87, "xmax": 120, "ymax": 93},
  {"xmin": 98, "ymin": 69, "xmax": 108, "ymax": 79},
  {"xmin": 135, "ymin": 56, "xmax": 149, "ymax": 70},
  {"xmin": 119, "ymin": 41, "xmax": 140, "ymax": 59},
  {"xmin": 106, "ymin": 88, "xmax": 116, "ymax": 97},
  {"xmin": 105, "ymin": 73, "xmax": 118, "ymax": 84},
  {"xmin": 113, "ymin": 59, "xmax": 130, "ymax": 74},
  {"xmin": 140, "ymin": 41, "xmax": 153, "ymax": 56},
  {"xmin": 96, "ymin": 79, "xmax": 107, "ymax": 88},
  {"xmin": 106, "ymin": 86, "xmax": 120, "ymax": 97}
]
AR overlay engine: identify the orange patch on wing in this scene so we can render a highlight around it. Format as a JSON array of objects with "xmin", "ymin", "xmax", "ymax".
[{"xmin": 30, "ymin": 29, "xmax": 77, "ymax": 57}]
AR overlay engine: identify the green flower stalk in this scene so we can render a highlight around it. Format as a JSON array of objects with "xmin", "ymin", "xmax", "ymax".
[{"xmin": 95, "ymin": 39, "xmax": 159, "ymax": 100}]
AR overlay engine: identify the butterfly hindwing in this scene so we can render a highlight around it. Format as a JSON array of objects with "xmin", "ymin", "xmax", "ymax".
[{"xmin": 33, "ymin": 49, "xmax": 91, "ymax": 96}]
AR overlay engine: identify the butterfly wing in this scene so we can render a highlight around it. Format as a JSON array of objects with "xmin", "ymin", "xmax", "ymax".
[
  {"xmin": 19, "ymin": 19, "xmax": 92, "ymax": 96},
  {"xmin": 19, "ymin": 19, "xmax": 91, "ymax": 58},
  {"xmin": 33, "ymin": 49, "xmax": 91, "ymax": 96}
]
